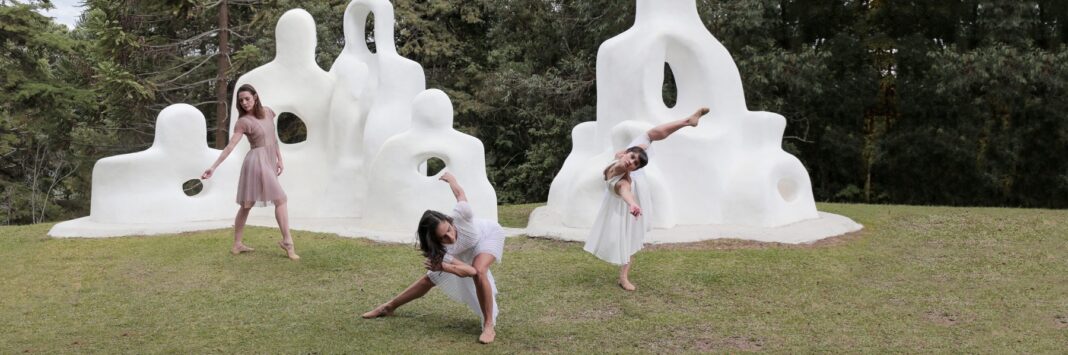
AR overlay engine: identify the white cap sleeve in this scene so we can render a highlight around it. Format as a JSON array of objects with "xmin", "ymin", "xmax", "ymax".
[{"xmin": 451, "ymin": 201, "xmax": 474, "ymax": 221}]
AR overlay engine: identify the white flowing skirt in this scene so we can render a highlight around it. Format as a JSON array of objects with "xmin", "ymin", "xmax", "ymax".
[
  {"xmin": 426, "ymin": 233, "xmax": 502, "ymax": 327},
  {"xmin": 583, "ymin": 176, "xmax": 649, "ymax": 265}
]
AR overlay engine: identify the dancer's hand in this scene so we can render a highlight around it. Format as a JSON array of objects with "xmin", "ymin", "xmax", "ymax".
[
  {"xmin": 439, "ymin": 172, "xmax": 456, "ymax": 183},
  {"xmin": 629, "ymin": 204, "xmax": 642, "ymax": 218},
  {"xmin": 276, "ymin": 161, "xmax": 284, "ymax": 176},
  {"xmin": 424, "ymin": 258, "xmax": 444, "ymax": 272},
  {"xmin": 201, "ymin": 168, "xmax": 214, "ymax": 180}
]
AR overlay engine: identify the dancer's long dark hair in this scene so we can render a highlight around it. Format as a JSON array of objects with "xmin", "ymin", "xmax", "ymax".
[
  {"xmin": 236, "ymin": 84, "xmax": 265, "ymax": 119},
  {"xmin": 417, "ymin": 210, "xmax": 452, "ymax": 266},
  {"xmin": 626, "ymin": 146, "xmax": 649, "ymax": 170}
]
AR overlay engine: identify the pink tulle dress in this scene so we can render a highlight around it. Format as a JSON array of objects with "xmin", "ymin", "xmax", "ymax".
[{"xmin": 234, "ymin": 110, "xmax": 287, "ymax": 208}]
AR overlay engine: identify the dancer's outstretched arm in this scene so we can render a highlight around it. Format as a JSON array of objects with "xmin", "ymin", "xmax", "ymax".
[
  {"xmin": 425, "ymin": 258, "xmax": 478, "ymax": 277},
  {"xmin": 201, "ymin": 123, "xmax": 246, "ymax": 179},
  {"xmin": 439, "ymin": 172, "xmax": 467, "ymax": 202},
  {"xmin": 615, "ymin": 178, "xmax": 642, "ymax": 217}
]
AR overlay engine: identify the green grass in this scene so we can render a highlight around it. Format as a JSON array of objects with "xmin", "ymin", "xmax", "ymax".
[
  {"xmin": 498, "ymin": 202, "xmax": 543, "ymax": 228},
  {"xmin": 1, "ymin": 203, "xmax": 1067, "ymax": 353}
]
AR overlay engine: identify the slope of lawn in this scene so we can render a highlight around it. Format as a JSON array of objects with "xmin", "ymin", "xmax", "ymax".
[{"xmin": 1, "ymin": 203, "xmax": 1066, "ymax": 353}]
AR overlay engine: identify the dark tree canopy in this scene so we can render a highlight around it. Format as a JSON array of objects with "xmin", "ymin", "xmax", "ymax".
[{"xmin": 2, "ymin": 0, "xmax": 1066, "ymax": 224}]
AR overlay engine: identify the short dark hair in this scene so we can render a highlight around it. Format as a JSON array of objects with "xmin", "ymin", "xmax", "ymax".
[{"xmin": 626, "ymin": 146, "xmax": 649, "ymax": 170}]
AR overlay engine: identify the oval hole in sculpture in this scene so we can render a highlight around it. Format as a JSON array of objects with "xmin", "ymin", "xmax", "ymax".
[
  {"xmin": 777, "ymin": 178, "xmax": 799, "ymax": 202},
  {"xmin": 364, "ymin": 12, "xmax": 377, "ymax": 54},
  {"xmin": 183, "ymin": 179, "xmax": 204, "ymax": 197},
  {"xmin": 276, "ymin": 112, "xmax": 307, "ymax": 144},
  {"xmin": 419, "ymin": 157, "xmax": 447, "ymax": 177},
  {"xmin": 662, "ymin": 63, "xmax": 678, "ymax": 109}
]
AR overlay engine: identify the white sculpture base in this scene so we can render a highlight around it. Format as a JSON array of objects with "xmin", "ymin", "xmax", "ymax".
[
  {"xmin": 527, "ymin": 207, "xmax": 862, "ymax": 244},
  {"xmin": 52, "ymin": 209, "xmax": 860, "ymax": 245},
  {"xmin": 50, "ymin": 217, "xmax": 527, "ymax": 243}
]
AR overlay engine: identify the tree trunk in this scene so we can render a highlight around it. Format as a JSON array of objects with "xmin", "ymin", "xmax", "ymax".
[{"xmin": 214, "ymin": 0, "xmax": 230, "ymax": 148}]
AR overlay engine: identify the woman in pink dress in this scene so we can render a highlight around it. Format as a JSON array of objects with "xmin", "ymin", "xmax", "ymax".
[{"xmin": 201, "ymin": 84, "xmax": 299, "ymax": 260}]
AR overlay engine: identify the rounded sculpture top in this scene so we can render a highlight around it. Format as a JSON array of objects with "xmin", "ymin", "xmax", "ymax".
[
  {"xmin": 152, "ymin": 104, "xmax": 207, "ymax": 151},
  {"xmin": 343, "ymin": 0, "xmax": 397, "ymax": 56},
  {"xmin": 411, "ymin": 89, "xmax": 454, "ymax": 130},
  {"xmin": 635, "ymin": 0, "xmax": 700, "ymax": 25},
  {"xmin": 274, "ymin": 9, "xmax": 317, "ymax": 65}
]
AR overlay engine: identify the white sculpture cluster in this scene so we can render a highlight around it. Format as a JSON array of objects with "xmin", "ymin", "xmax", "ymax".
[
  {"xmin": 51, "ymin": 0, "xmax": 860, "ymax": 244},
  {"xmin": 528, "ymin": 0, "xmax": 833, "ymax": 241},
  {"xmin": 50, "ymin": 0, "xmax": 497, "ymax": 240}
]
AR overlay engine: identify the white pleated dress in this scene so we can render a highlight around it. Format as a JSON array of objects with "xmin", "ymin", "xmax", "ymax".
[
  {"xmin": 426, "ymin": 201, "xmax": 505, "ymax": 326},
  {"xmin": 583, "ymin": 134, "xmax": 653, "ymax": 265}
]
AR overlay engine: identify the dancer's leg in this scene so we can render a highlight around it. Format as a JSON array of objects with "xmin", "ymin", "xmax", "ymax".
[
  {"xmin": 472, "ymin": 253, "xmax": 497, "ymax": 344},
  {"xmin": 274, "ymin": 201, "xmax": 299, "ymax": 260},
  {"xmin": 646, "ymin": 107, "xmax": 710, "ymax": 141},
  {"xmin": 231, "ymin": 206, "xmax": 254, "ymax": 254},
  {"xmin": 362, "ymin": 275, "xmax": 435, "ymax": 318},
  {"xmin": 619, "ymin": 256, "xmax": 636, "ymax": 291}
]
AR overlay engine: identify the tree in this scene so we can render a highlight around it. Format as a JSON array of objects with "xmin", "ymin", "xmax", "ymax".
[{"xmin": 1, "ymin": 1, "xmax": 102, "ymax": 223}]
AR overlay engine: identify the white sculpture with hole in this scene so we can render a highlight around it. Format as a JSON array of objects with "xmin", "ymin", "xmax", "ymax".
[
  {"xmin": 366, "ymin": 89, "xmax": 497, "ymax": 228},
  {"xmin": 527, "ymin": 0, "xmax": 861, "ymax": 244},
  {"xmin": 228, "ymin": 9, "xmax": 336, "ymax": 219},
  {"xmin": 49, "ymin": 2, "xmax": 501, "ymax": 242}
]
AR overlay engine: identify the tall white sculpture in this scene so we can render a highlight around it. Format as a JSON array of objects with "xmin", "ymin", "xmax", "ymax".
[
  {"xmin": 366, "ymin": 89, "xmax": 497, "ymax": 228},
  {"xmin": 529, "ymin": 0, "xmax": 856, "ymax": 243},
  {"xmin": 49, "ymin": 2, "xmax": 497, "ymax": 241}
]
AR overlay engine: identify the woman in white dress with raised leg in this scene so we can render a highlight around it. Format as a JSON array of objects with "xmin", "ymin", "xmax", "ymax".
[
  {"xmin": 584, "ymin": 107, "xmax": 710, "ymax": 291},
  {"xmin": 362, "ymin": 172, "xmax": 505, "ymax": 344}
]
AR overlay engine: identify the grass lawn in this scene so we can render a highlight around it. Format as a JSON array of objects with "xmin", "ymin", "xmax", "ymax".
[{"xmin": 2, "ymin": 203, "xmax": 1067, "ymax": 353}]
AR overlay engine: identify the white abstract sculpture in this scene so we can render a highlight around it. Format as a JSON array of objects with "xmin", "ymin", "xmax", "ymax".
[
  {"xmin": 529, "ymin": 0, "xmax": 840, "ymax": 242},
  {"xmin": 50, "ymin": 2, "xmax": 498, "ymax": 241},
  {"xmin": 366, "ymin": 89, "xmax": 497, "ymax": 228},
  {"xmin": 85, "ymin": 104, "xmax": 240, "ymax": 224},
  {"xmin": 228, "ymin": 9, "xmax": 335, "ymax": 219}
]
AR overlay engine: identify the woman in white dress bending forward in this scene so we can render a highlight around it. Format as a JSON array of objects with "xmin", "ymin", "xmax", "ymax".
[
  {"xmin": 362, "ymin": 172, "xmax": 505, "ymax": 344},
  {"xmin": 584, "ymin": 107, "xmax": 710, "ymax": 291}
]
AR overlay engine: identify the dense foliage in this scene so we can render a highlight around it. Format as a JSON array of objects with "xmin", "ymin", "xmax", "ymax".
[{"xmin": 2, "ymin": 0, "xmax": 1066, "ymax": 224}]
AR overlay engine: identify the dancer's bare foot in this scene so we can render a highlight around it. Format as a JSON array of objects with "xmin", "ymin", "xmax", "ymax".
[
  {"xmin": 687, "ymin": 107, "xmax": 710, "ymax": 127},
  {"xmin": 361, "ymin": 303, "xmax": 394, "ymax": 319},
  {"xmin": 278, "ymin": 241, "xmax": 300, "ymax": 260},
  {"xmin": 478, "ymin": 325, "xmax": 496, "ymax": 344},
  {"xmin": 230, "ymin": 244, "xmax": 254, "ymax": 255},
  {"xmin": 618, "ymin": 278, "xmax": 637, "ymax": 291}
]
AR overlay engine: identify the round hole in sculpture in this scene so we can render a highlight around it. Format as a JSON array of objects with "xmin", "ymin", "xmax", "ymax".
[
  {"xmin": 777, "ymin": 178, "xmax": 799, "ymax": 202},
  {"xmin": 662, "ymin": 63, "xmax": 678, "ymax": 109},
  {"xmin": 183, "ymin": 179, "xmax": 203, "ymax": 197},
  {"xmin": 276, "ymin": 112, "xmax": 307, "ymax": 144},
  {"xmin": 418, "ymin": 157, "xmax": 447, "ymax": 177},
  {"xmin": 364, "ymin": 12, "xmax": 377, "ymax": 53}
]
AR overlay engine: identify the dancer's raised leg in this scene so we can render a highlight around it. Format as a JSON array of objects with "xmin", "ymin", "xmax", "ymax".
[
  {"xmin": 619, "ymin": 257, "xmax": 636, "ymax": 291},
  {"xmin": 274, "ymin": 201, "xmax": 299, "ymax": 260},
  {"xmin": 472, "ymin": 253, "xmax": 497, "ymax": 344},
  {"xmin": 231, "ymin": 206, "xmax": 254, "ymax": 255},
  {"xmin": 646, "ymin": 107, "xmax": 710, "ymax": 141},
  {"xmin": 362, "ymin": 275, "xmax": 436, "ymax": 318}
]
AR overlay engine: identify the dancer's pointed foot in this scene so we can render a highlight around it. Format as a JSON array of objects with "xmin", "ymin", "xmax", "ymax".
[
  {"xmin": 688, "ymin": 107, "xmax": 710, "ymax": 127},
  {"xmin": 618, "ymin": 278, "xmax": 637, "ymax": 291},
  {"xmin": 361, "ymin": 303, "xmax": 394, "ymax": 319},
  {"xmin": 478, "ymin": 325, "xmax": 496, "ymax": 344},
  {"xmin": 230, "ymin": 243, "xmax": 254, "ymax": 255},
  {"xmin": 278, "ymin": 241, "xmax": 300, "ymax": 260}
]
